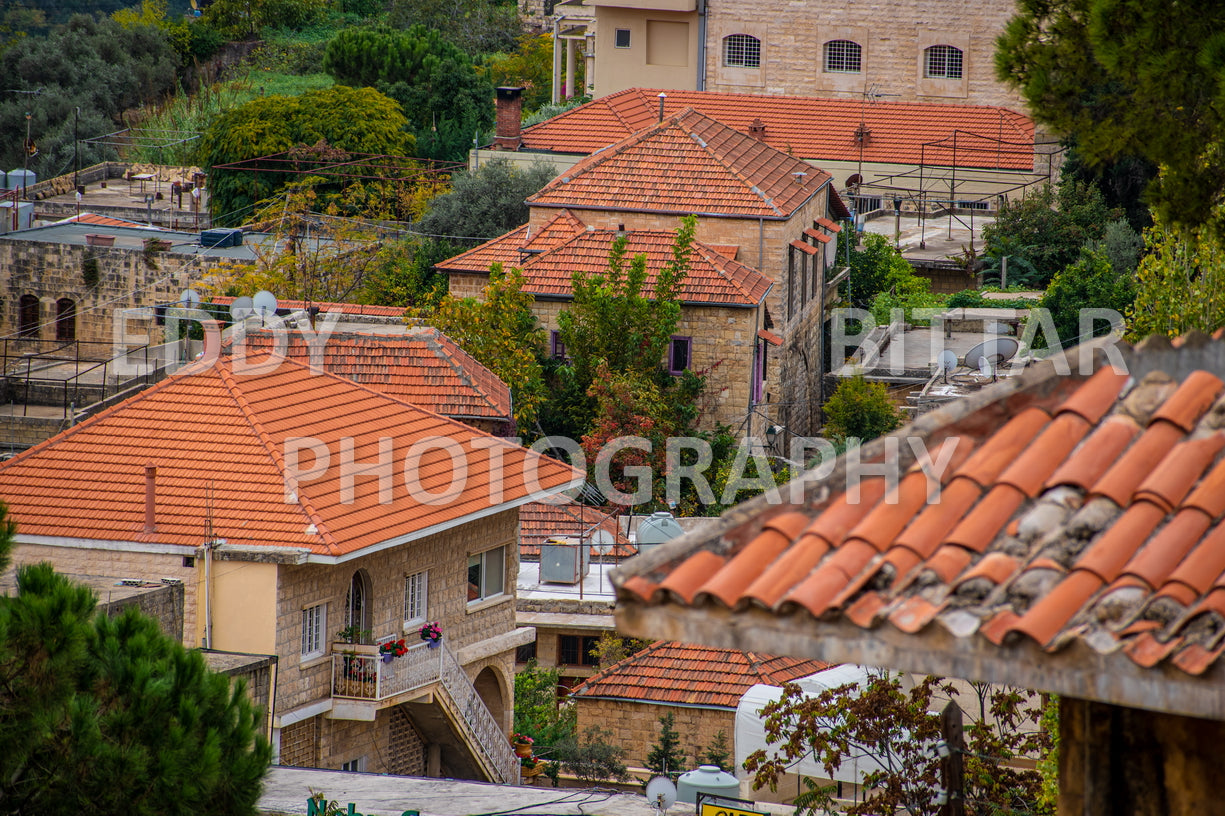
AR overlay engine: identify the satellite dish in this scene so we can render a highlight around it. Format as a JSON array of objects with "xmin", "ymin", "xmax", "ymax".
[
  {"xmin": 964, "ymin": 337, "xmax": 1019, "ymax": 372},
  {"xmin": 846, "ymin": 173, "xmax": 863, "ymax": 189},
  {"xmin": 936, "ymin": 349, "xmax": 958, "ymax": 383},
  {"xmin": 252, "ymin": 290, "xmax": 278, "ymax": 317},
  {"xmin": 590, "ymin": 529, "xmax": 615, "ymax": 556},
  {"xmin": 179, "ymin": 288, "xmax": 200, "ymax": 309},
  {"xmin": 645, "ymin": 776, "xmax": 677, "ymax": 814},
  {"xmin": 229, "ymin": 296, "xmax": 255, "ymax": 321}
]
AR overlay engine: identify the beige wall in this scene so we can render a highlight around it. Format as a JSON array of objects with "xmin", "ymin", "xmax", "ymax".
[
  {"xmin": 702, "ymin": 0, "xmax": 1023, "ymax": 109},
  {"xmin": 575, "ymin": 697, "xmax": 734, "ymax": 768},
  {"xmin": 592, "ymin": 6, "xmax": 699, "ymax": 97},
  {"xmin": 210, "ymin": 558, "xmax": 278, "ymax": 654}
]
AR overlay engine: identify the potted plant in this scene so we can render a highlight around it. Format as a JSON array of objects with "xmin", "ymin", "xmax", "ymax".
[
  {"xmin": 511, "ymin": 733, "xmax": 534, "ymax": 758},
  {"xmin": 520, "ymin": 754, "xmax": 543, "ymax": 778},
  {"xmin": 379, "ymin": 638, "xmax": 408, "ymax": 663},
  {"xmin": 418, "ymin": 621, "xmax": 442, "ymax": 648}
]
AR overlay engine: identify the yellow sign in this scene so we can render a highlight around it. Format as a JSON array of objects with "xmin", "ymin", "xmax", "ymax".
[{"xmin": 699, "ymin": 804, "xmax": 768, "ymax": 816}]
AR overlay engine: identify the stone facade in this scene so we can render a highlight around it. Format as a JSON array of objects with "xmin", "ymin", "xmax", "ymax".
[{"xmin": 575, "ymin": 697, "xmax": 734, "ymax": 768}]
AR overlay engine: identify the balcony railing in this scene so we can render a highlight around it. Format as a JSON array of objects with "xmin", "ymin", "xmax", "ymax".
[{"xmin": 331, "ymin": 641, "xmax": 443, "ymax": 701}]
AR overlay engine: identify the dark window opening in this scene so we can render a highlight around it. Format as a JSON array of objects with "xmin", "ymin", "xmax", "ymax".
[
  {"xmin": 668, "ymin": 335, "xmax": 692, "ymax": 376},
  {"xmin": 558, "ymin": 634, "xmax": 600, "ymax": 666},
  {"xmin": 18, "ymin": 295, "xmax": 39, "ymax": 338},
  {"xmin": 55, "ymin": 298, "xmax": 76, "ymax": 343},
  {"xmin": 614, "ymin": 28, "xmax": 631, "ymax": 48},
  {"xmin": 516, "ymin": 641, "xmax": 538, "ymax": 663}
]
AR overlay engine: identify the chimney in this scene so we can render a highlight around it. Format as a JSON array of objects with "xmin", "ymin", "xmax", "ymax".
[
  {"xmin": 493, "ymin": 87, "xmax": 525, "ymax": 150},
  {"xmin": 749, "ymin": 118, "xmax": 767, "ymax": 140},
  {"xmin": 144, "ymin": 466, "xmax": 157, "ymax": 533},
  {"xmin": 658, "ymin": 92, "xmax": 667, "ymax": 122}
]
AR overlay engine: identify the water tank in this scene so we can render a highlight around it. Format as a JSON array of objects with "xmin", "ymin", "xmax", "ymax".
[
  {"xmin": 8, "ymin": 169, "xmax": 35, "ymax": 190},
  {"xmin": 201, "ymin": 228, "xmax": 243, "ymax": 248},
  {"xmin": 0, "ymin": 170, "xmax": 8, "ymax": 190},
  {"xmin": 677, "ymin": 765, "xmax": 740, "ymax": 804},
  {"xmin": 636, "ymin": 511, "xmax": 684, "ymax": 554},
  {"xmin": 540, "ymin": 537, "xmax": 591, "ymax": 584},
  {"xmin": 0, "ymin": 201, "xmax": 33, "ymax": 233}
]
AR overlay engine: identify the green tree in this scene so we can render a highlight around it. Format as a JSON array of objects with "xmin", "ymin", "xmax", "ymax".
[
  {"xmin": 414, "ymin": 158, "xmax": 556, "ymax": 243},
  {"xmin": 822, "ymin": 375, "xmax": 902, "ymax": 445},
  {"xmin": 386, "ymin": 0, "xmax": 522, "ymax": 57},
  {"xmin": 198, "ymin": 86, "xmax": 413, "ymax": 225},
  {"xmin": 1038, "ymin": 248, "xmax": 1134, "ymax": 352},
  {"xmin": 1127, "ymin": 217, "xmax": 1225, "ymax": 340},
  {"xmin": 696, "ymin": 730, "xmax": 732, "ymax": 773},
  {"xmin": 556, "ymin": 725, "xmax": 632, "ymax": 784},
  {"xmin": 995, "ymin": 0, "xmax": 1225, "ymax": 233},
  {"xmin": 589, "ymin": 631, "xmax": 652, "ymax": 671},
  {"xmin": 417, "ymin": 263, "xmax": 547, "ymax": 432},
  {"xmin": 645, "ymin": 712, "xmax": 687, "ymax": 780},
  {"xmin": 841, "ymin": 232, "xmax": 924, "ymax": 310},
  {"xmin": 483, "ymin": 32, "xmax": 571, "ymax": 112},
  {"xmin": 359, "ymin": 237, "xmax": 454, "ymax": 308},
  {"xmin": 0, "ymin": 504, "xmax": 271, "ymax": 815},
  {"xmin": 513, "ymin": 660, "xmax": 576, "ymax": 750},
  {"xmin": 202, "ymin": 0, "xmax": 329, "ymax": 38}
]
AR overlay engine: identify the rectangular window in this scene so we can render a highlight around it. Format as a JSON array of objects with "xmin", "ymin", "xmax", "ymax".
[
  {"xmin": 341, "ymin": 757, "xmax": 367, "ymax": 773},
  {"xmin": 467, "ymin": 545, "xmax": 506, "ymax": 604},
  {"xmin": 403, "ymin": 570, "xmax": 428, "ymax": 625},
  {"xmin": 614, "ymin": 28, "xmax": 631, "ymax": 48},
  {"xmin": 668, "ymin": 335, "xmax": 692, "ymax": 376},
  {"xmin": 550, "ymin": 330, "xmax": 568, "ymax": 360},
  {"xmin": 301, "ymin": 603, "xmax": 326, "ymax": 658},
  {"xmin": 558, "ymin": 634, "xmax": 601, "ymax": 666},
  {"xmin": 516, "ymin": 640, "xmax": 538, "ymax": 663}
]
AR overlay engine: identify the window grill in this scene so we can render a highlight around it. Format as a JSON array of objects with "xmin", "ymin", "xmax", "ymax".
[
  {"xmin": 925, "ymin": 45, "xmax": 963, "ymax": 79},
  {"xmin": 724, "ymin": 34, "xmax": 761, "ymax": 68},
  {"xmin": 823, "ymin": 40, "xmax": 862, "ymax": 73}
]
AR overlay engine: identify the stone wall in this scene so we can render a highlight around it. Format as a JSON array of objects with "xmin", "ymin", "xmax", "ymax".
[
  {"xmin": 100, "ymin": 579, "xmax": 186, "ymax": 642},
  {"xmin": 575, "ymin": 697, "xmax": 735, "ymax": 768},
  {"xmin": 702, "ymin": 0, "xmax": 1024, "ymax": 110}
]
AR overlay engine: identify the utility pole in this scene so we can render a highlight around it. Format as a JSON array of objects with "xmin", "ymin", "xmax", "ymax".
[{"xmin": 22, "ymin": 112, "xmax": 31, "ymax": 198}]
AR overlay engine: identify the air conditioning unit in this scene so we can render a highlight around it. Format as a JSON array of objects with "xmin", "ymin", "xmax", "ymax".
[
  {"xmin": 200, "ymin": 228, "xmax": 243, "ymax": 248},
  {"xmin": 540, "ymin": 537, "xmax": 591, "ymax": 584}
]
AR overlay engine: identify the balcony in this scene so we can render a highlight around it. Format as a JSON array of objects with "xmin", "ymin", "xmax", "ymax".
[{"xmin": 331, "ymin": 641, "xmax": 442, "ymax": 702}]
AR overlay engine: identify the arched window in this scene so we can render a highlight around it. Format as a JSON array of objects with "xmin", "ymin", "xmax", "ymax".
[
  {"xmin": 344, "ymin": 569, "xmax": 372, "ymax": 641},
  {"xmin": 55, "ymin": 298, "xmax": 76, "ymax": 343},
  {"xmin": 723, "ymin": 34, "xmax": 761, "ymax": 68},
  {"xmin": 18, "ymin": 295, "xmax": 39, "ymax": 338},
  {"xmin": 925, "ymin": 44, "xmax": 963, "ymax": 79},
  {"xmin": 823, "ymin": 40, "xmax": 862, "ymax": 73}
]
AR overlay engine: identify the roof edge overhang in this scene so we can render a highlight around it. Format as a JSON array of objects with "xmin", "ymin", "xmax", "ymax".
[
  {"xmin": 571, "ymin": 692, "xmax": 733, "ymax": 711},
  {"xmin": 305, "ymin": 476, "xmax": 585, "ymax": 565},
  {"xmin": 16, "ymin": 533, "xmax": 200, "ymax": 557},
  {"xmin": 528, "ymin": 292, "xmax": 764, "ymax": 308},
  {"xmin": 528, "ymin": 202, "xmax": 792, "ymax": 221},
  {"xmin": 613, "ymin": 601, "xmax": 1225, "ymax": 722}
]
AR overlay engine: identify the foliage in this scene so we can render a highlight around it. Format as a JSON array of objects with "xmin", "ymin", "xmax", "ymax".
[
  {"xmin": 359, "ymin": 237, "xmax": 453, "ymax": 308},
  {"xmin": 589, "ymin": 632, "xmax": 653, "ymax": 671},
  {"xmin": 945, "ymin": 289, "xmax": 1038, "ymax": 310},
  {"xmin": 961, "ymin": 683, "xmax": 1052, "ymax": 816},
  {"xmin": 995, "ymin": 0, "xmax": 1225, "ymax": 233},
  {"xmin": 0, "ymin": 507, "xmax": 270, "ymax": 813},
  {"xmin": 414, "ymin": 158, "xmax": 556, "ymax": 243},
  {"xmin": 696, "ymin": 730, "xmax": 732, "ymax": 773},
  {"xmin": 0, "ymin": 15, "xmax": 180, "ymax": 173},
  {"xmin": 646, "ymin": 712, "xmax": 688, "ymax": 780},
  {"xmin": 417, "ymin": 263, "xmax": 547, "ymax": 433},
  {"xmin": 1036, "ymin": 696, "xmax": 1059, "ymax": 814},
  {"xmin": 822, "ymin": 375, "xmax": 902, "ymax": 445},
  {"xmin": 202, "ymin": 0, "xmax": 331, "ymax": 39},
  {"xmin": 483, "ymin": 33, "xmax": 573, "ymax": 112},
  {"xmin": 1088, "ymin": 217, "xmax": 1143, "ymax": 275},
  {"xmin": 386, "ymin": 0, "xmax": 523, "ymax": 57},
  {"xmin": 197, "ymin": 85, "xmax": 413, "ymax": 225},
  {"xmin": 1127, "ymin": 217, "xmax": 1225, "ymax": 340},
  {"xmin": 869, "ymin": 283, "xmax": 939, "ymax": 327},
  {"xmin": 980, "ymin": 181, "xmax": 1117, "ymax": 288},
  {"xmin": 556, "ymin": 726, "xmax": 632, "ymax": 784},
  {"xmin": 513, "ymin": 660, "xmax": 577, "ymax": 751},
  {"xmin": 1059, "ymin": 142, "xmax": 1155, "ymax": 233},
  {"xmin": 1037, "ymin": 248, "xmax": 1133, "ymax": 351},
  {"xmin": 840, "ymin": 232, "xmax": 926, "ymax": 311},
  {"xmin": 523, "ymin": 96, "xmax": 589, "ymax": 129},
  {"xmin": 323, "ymin": 25, "xmax": 493, "ymax": 161}
]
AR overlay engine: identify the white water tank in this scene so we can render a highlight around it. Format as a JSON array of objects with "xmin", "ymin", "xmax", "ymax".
[
  {"xmin": 677, "ymin": 765, "xmax": 740, "ymax": 804},
  {"xmin": 636, "ymin": 511, "xmax": 684, "ymax": 554}
]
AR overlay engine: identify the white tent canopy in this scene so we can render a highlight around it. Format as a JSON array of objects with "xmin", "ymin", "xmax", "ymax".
[{"xmin": 734, "ymin": 665, "xmax": 887, "ymax": 786}]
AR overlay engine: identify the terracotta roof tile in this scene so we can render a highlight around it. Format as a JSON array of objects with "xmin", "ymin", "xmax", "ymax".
[
  {"xmin": 611, "ymin": 342, "xmax": 1225, "ymax": 684},
  {"xmin": 0, "ymin": 358, "xmax": 580, "ymax": 556},
  {"xmin": 569, "ymin": 641, "xmax": 829, "ymax": 708},
  {"xmin": 527, "ymin": 108, "xmax": 831, "ymax": 220},
  {"xmin": 437, "ymin": 212, "xmax": 771, "ymax": 307},
  {"xmin": 695, "ymin": 512, "xmax": 809, "ymax": 608},
  {"xmin": 519, "ymin": 88, "xmax": 1035, "ymax": 172},
  {"xmin": 518, "ymin": 498, "xmax": 632, "ymax": 559}
]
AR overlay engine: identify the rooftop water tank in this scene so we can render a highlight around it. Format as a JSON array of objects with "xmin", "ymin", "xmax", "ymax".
[
  {"xmin": 0, "ymin": 170, "xmax": 8, "ymax": 190},
  {"xmin": 636, "ymin": 511, "xmax": 684, "ymax": 554},
  {"xmin": 540, "ymin": 537, "xmax": 591, "ymax": 584},
  {"xmin": 677, "ymin": 765, "xmax": 740, "ymax": 804},
  {"xmin": 8, "ymin": 169, "xmax": 35, "ymax": 190}
]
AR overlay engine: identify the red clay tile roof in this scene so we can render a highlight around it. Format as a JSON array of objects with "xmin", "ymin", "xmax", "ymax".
[
  {"xmin": 209, "ymin": 296, "xmax": 406, "ymax": 319},
  {"xmin": 609, "ymin": 335, "xmax": 1225, "ymax": 715},
  {"xmin": 59, "ymin": 213, "xmax": 161, "ymax": 229},
  {"xmin": 527, "ymin": 108, "xmax": 833, "ymax": 220},
  {"xmin": 518, "ymin": 88, "xmax": 1035, "ymax": 172},
  {"xmin": 436, "ymin": 211, "xmax": 772, "ymax": 308},
  {"xmin": 0, "ymin": 358, "xmax": 579, "ymax": 559},
  {"xmin": 228, "ymin": 328, "xmax": 511, "ymax": 422},
  {"xmin": 519, "ymin": 498, "xmax": 633, "ymax": 559},
  {"xmin": 569, "ymin": 641, "xmax": 830, "ymax": 708}
]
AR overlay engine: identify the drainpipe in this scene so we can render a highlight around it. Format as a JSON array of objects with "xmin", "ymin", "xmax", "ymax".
[
  {"xmin": 696, "ymin": 0, "xmax": 707, "ymax": 91},
  {"xmin": 551, "ymin": 16, "xmax": 564, "ymax": 106},
  {"xmin": 203, "ymin": 538, "xmax": 213, "ymax": 649}
]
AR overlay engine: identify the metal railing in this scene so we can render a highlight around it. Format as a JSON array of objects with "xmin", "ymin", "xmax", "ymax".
[{"xmin": 329, "ymin": 640, "xmax": 518, "ymax": 784}]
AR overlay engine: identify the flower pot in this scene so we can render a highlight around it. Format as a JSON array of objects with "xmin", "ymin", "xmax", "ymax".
[
  {"xmin": 514, "ymin": 743, "xmax": 533, "ymax": 758},
  {"xmin": 381, "ymin": 654, "xmax": 394, "ymax": 663},
  {"xmin": 522, "ymin": 765, "xmax": 543, "ymax": 778},
  {"xmin": 427, "ymin": 640, "xmax": 440, "ymax": 649}
]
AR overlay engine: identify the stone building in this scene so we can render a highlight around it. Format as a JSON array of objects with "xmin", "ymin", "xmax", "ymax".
[
  {"xmin": 569, "ymin": 641, "xmax": 828, "ymax": 768},
  {"xmin": 566, "ymin": 0, "xmax": 1022, "ymax": 110},
  {"xmin": 0, "ymin": 355, "xmax": 580, "ymax": 782},
  {"xmin": 436, "ymin": 207, "xmax": 775, "ymax": 432},
  {"xmin": 609, "ymin": 333, "xmax": 1225, "ymax": 815}
]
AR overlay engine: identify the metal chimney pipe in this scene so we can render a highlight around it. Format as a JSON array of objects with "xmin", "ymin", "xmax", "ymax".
[
  {"xmin": 658, "ymin": 92, "xmax": 667, "ymax": 122},
  {"xmin": 144, "ymin": 466, "xmax": 156, "ymax": 533}
]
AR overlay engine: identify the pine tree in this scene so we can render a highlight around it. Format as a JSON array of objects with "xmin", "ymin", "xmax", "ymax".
[{"xmin": 645, "ymin": 712, "xmax": 687, "ymax": 780}]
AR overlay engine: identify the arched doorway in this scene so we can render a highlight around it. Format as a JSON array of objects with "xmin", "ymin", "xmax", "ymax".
[
  {"xmin": 344, "ymin": 569, "xmax": 372, "ymax": 642},
  {"xmin": 55, "ymin": 298, "xmax": 76, "ymax": 343},
  {"xmin": 473, "ymin": 666, "xmax": 507, "ymax": 731},
  {"xmin": 18, "ymin": 295, "xmax": 39, "ymax": 338}
]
